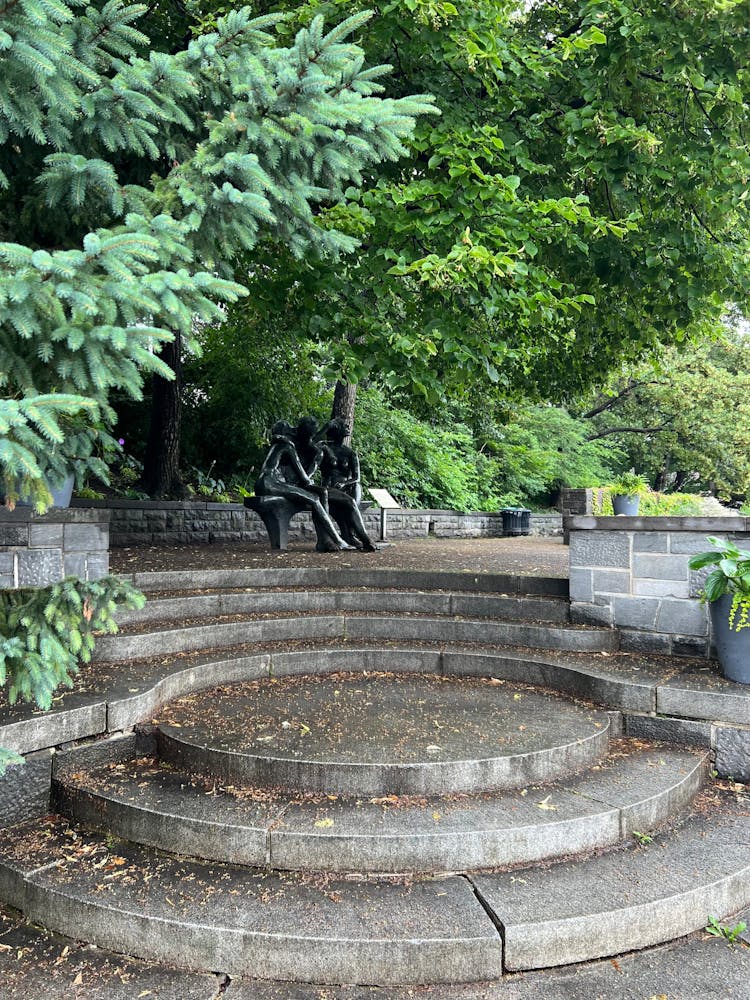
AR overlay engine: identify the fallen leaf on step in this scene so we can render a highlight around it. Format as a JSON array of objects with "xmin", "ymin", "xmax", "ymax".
[
  {"xmin": 536, "ymin": 796, "xmax": 557, "ymax": 811},
  {"xmin": 314, "ymin": 818, "xmax": 335, "ymax": 828}
]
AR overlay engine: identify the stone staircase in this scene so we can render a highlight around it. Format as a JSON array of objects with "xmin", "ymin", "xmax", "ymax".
[{"xmin": 1, "ymin": 566, "xmax": 749, "ymax": 987}]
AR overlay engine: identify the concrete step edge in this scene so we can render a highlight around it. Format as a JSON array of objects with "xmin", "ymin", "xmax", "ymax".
[
  {"xmin": 115, "ymin": 591, "xmax": 571, "ymax": 628},
  {"xmin": 471, "ymin": 788, "xmax": 750, "ymax": 971},
  {"xmin": 4, "ymin": 644, "xmax": 747, "ymax": 765},
  {"xmin": 3, "ymin": 791, "xmax": 747, "ymax": 983},
  {"xmin": 0, "ymin": 821, "xmax": 503, "ymax": 985},
  {"xmin": 154, "ymin": 708, "xmax": 612, "ymax": 797},
  {"xmin": 94, "ymin": 615, "xmax": 618, "ymax": 664},
  {"xmin": 122, "ymin": 567, "xmax": 569, "ymax": 598},
  {"xmin": 52, "ymin": 742, "xmax": 708, "ymax": 873}
]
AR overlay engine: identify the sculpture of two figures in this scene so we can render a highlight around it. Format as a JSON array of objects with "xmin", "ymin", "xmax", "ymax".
[{"xmin": 254, "ymin": 416, "xmax": 376, "ymax": 552}]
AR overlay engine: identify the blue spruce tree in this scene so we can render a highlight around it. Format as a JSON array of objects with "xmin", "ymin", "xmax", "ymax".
[{"xmin": 0, "ymin": 0, "xmax": 434, "ymax": 759}]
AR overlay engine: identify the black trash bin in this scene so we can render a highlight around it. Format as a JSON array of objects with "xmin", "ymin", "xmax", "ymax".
[{"xmin": 500, "ymin": 507, "xmax": 531, "ymax": 537}]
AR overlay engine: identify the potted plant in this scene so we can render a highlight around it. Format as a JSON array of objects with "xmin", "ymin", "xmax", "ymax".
[
  {"xmin": 609, "ymin": 472, "xmax": 647, "ymax": 516},
  {"xmin": 688, "ymin": 537, "xmax": 750, "ymax": 685}
]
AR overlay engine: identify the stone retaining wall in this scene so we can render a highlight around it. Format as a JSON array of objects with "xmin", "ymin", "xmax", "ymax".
[
  {"xmin": 568, "ymin": 515, "xmax": 750, "ymax": 656},
  {"xmin": 0, "ymin": 508, "xmax": 110, "ymax": 588},
  {"xmin": 70, "ymin": 500, "xmax": 562, "ymax": 546}
]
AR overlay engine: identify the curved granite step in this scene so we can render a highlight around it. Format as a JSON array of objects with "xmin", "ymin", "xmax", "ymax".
[
  {"xmin": 152, "ymin": 673, "xmax": 612, "ymax": 795},
  {"xmin": 0, "ymin": 818, "xmax": 503, "ymax": 986},
  {"xmin": 93, "ymin": 614, "xmax": 617, "ymax": 663},
  {"xmin": 115, "ymin": 589, "xmax": 571, "ymax": 628},
  {"xmin": 126, "ymin": 567, "xmax": 569, "ymax": 598},
  {"xmin": 471, "ymin": 787, "xmax": 750, "ymax": 971},
  {"xmin": 6, "ymin": 643, "xmax": 749, "ymax": 768},
  {"xmin": 53, "ymin": 743, "xmax": 708, "ymax": 872},
  {"xmin": 1, "ymin": 788, "xmax": 747, "ymax": 984}
]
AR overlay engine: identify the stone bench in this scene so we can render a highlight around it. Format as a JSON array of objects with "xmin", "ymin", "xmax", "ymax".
[{"xmin": 243, "ymin": 496, "xmax": 308, "ymax": 550}]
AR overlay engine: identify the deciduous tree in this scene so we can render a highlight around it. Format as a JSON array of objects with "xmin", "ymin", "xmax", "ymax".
[{"xmin": 216, "ymin": 0, "xmax": 750, "ymax": 410}]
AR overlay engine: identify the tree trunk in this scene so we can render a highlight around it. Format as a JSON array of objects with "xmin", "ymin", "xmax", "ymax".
[
  {"xmin": 142, "ymin": 332, "xmax": 187, "ymax": 498},
  {"xmin": 331, "ymin": 381, "xmax": 357, "ymax": 445}
]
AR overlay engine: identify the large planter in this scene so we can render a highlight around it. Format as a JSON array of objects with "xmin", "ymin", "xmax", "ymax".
[
  {"xmin": 612, "ymin": 494, "xmax": 640, "ymax": 516},
  {"xmin": 711, "ymin": 594, "xmax": 750, "ymax": 685},
  {"xmin": 16, "ymin": 474, "xmax": 75, "ymax": 509}
]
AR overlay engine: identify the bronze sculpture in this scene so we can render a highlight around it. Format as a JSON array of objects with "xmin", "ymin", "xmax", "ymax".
[
  {"xmin": 254, "ymin": 421, "xmax": 352, "ymax": 551},
  {"xmin": 250, "ymin": 417, "xmax": 377, "ymax": 552}
]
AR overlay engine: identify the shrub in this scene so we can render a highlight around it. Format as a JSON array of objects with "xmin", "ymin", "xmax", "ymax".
[{"xmin": 0, "ymin": 576, "xmax": 144, "ymax": 773}]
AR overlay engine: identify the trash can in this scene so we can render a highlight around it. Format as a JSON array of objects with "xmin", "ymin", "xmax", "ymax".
[{"xmin": 500, "ymin": 507, "xmax": 531, "ymax": 537}]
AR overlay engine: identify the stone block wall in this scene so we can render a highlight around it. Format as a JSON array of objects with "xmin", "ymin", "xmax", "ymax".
[
  {"xmin": 0, "ymin": 508, "xmax": 110, "ymax": 588},
  {"xmin": 559, "ymin": 488, "xmax": 593, "ymax": 516},
  {"xmin": 568, "ymin": 515, "xmax": 750, "ymax": 656},
  {"xmin": 71, "ymin": 500, "xmax": 562, "ymax": 546}
]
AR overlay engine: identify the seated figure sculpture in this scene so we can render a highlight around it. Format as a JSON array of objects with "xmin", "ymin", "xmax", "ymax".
[
  {"xmin": 316, "ymin": 418, "xmax": 377, "ymax": 551},
  {"xmin": 319, "ymin": 418, "xmax": 362, "ymax": 504},
  {"xmin": 254, "ymin": 421, "xmax": 351, "ymax": 552}
]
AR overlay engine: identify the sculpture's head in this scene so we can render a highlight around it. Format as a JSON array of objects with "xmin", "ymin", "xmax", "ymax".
[
  {"xmin": 327, "ymin": 418, "xmax": 349, "ymax": 444},
  {"xmin": 295, "ymin": 416, "xmax": 318, "ymax": 443},
  {"xmin": 271, "ymin": 421, "xmax": 294, "ymax": 440}
]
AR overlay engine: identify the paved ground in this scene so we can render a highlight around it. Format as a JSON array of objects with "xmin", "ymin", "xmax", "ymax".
[
  {"xmin": 110, "ymin": 536, "xmax": 570, "ymax": 578},
  {"xmin": 2, "ymin": 902, "xmax": 749, "ymax": 999}
]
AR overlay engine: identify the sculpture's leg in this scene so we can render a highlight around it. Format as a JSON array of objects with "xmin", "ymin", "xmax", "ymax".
[
  {"xmin": 272, "ymin": 483, "xmax": 352, "ymax": 552},
  {"xmin": 312, "ymin": 508, "xmax": 352, "ymax": 551},
  {"xmin": 330, "ymin": 510, "xmax": 358, "ymax": 547},
  {"xmin": 328, "ymin": 492, "xmax": 377, "ymax": 551}
]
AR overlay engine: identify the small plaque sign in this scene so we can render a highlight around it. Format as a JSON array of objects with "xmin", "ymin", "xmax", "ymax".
[{"xmin": 368, "ymin": 488, "xmax": 400, "ymax": 509}]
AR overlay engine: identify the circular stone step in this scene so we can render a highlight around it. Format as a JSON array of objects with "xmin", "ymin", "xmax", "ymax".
[
  {"xmin": 53, "ymin": 744, "xmax": 707, "ymax": 872},
  {"xmin": 153, "ymin": 672, "xmax": 611, "ymax": 795}
]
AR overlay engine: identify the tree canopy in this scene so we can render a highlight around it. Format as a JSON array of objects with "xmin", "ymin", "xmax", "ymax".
[{"xmin": 220, "ymin": 0, "xmax": 750, "ymax": 405}]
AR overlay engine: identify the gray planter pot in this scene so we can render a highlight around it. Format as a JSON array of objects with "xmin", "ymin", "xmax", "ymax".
[
  {"xmin": 711, "ymin": 594, "xmax": 750, "ymax": 685},
  {"xmin": 16, "ymin": 474, "xmax": 75, "ymax": 509},
  {"xmin": 612, "ymin": 494, "xmax": 640, "ymax": 516}
]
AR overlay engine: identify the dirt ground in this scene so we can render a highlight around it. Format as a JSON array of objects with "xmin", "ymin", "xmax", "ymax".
[{"xmin": 110, "ymin": 535, "xmax": 569, "ymax": 578}]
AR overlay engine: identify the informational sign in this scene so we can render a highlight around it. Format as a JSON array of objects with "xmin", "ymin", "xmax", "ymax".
[
  {"xmin": 367, "ymin": 488, "xmax": 400, "ymax": 541},
  {"xmin": 368, "ymin": 488, "xmax": 400, "ymax": 509}
]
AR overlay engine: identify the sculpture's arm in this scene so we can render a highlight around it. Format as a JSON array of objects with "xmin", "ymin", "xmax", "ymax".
[
  {"xmin": 350, "ymin": 450, "xmax": 361, "ymax": 486},
  {"xmin": 280, "ymin": 444, "xmax": 311, "ymax": 486}
]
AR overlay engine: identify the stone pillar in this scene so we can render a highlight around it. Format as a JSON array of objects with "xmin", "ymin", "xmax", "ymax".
[
  {"xmin": 568, "ymin": 515, "xmax": 750, "ymax": 657},
  {"xmin": 560, "ymin": 489, "xmax": 592, "ymax": 544}
]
